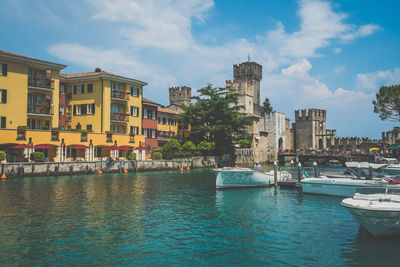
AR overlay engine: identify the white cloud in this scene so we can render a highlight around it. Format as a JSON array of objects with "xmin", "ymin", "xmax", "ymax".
[
  {"xmin": 341, "ymin": 24, "xmax": 382, "ymax": 41},
  {"xmin": 356, "ymin": 68, "xmax": 400, "ymax": 91},
  {"xmin": 334, "ymin": 47, "xmax": 342, "ymax": 54},
  {"xmin": 282, "ymin": 59, "xmax": 312, "ymax": 75},
  {"xmin": 334, "ymin": 66, "xmax": 346, "ymax": 74}
]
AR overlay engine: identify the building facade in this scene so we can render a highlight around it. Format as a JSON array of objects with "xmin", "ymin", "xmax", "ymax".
[
  {"xmin": 157, "ymin": 106, "xmax": 178, "ymax": 147},
  {"xmin": 142, "ymin": 98, "xmax": 160, "ymax": 149},
  {"xmin": 293, "ymin": 109, "xmax": 327, "ymax": 149}
]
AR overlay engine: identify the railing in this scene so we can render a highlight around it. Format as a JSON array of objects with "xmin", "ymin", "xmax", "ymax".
[
  {"xmin": 111, "ymin": 91, "xmax": 129, "ymax": 101},
  {"xmin": 110, "ymin": 113, "xmax": 129, "ymax": 122},
  {"xmin": 27, "ymin": 105, "xmax": 52, "ymax": 115},
  {"xmin": 28, "ymin": 80, "xmax": 53, "ymax": 89}
]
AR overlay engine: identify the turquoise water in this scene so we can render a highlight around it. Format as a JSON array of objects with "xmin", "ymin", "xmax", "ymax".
[{"xmin": 0, "ymin": 168, "xmax": 399, "ymax": 266}]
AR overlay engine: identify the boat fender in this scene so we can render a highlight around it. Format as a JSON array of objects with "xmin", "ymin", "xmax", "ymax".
[{"xmin": 97, "ymin": 170, "xmax": 103, "ymax": 175}]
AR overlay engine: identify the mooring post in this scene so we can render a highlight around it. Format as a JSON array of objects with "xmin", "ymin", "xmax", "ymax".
[
  {"xmin": 297, "ymin": 162, "xmax": 302, "ymax": 182},
  {"xmin": 357, "ymin": 162, "xmax": 361, "ymax": 179},
  {"xmin": 313, "ymin": 161, "xmax": 318, "ymax": 177},
  {"xmin": 274, "ymin": 161, "xmax": 278, "ymax": 187},
  {"xmin": 368, "ymin": 164, "xmax": 372, "ymax": 180}
]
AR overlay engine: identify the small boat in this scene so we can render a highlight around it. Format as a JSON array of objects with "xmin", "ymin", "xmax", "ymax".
[
  {"xmin": 341, "ymin": 187, "xmax": 400, "ymax": 236},
  {"xmin": 382, "ymin": 164, "xmax": 400, "ymax": 175},
  {"xmin": 301, "ymin": 177, "xmax": 388, "ymax": 197},
  {"xmin": 215, "ymin": 167, "xmax": 290, "ymax": 189},
  {"xmin": 321, "ymin": 168, "xmax": 358, "ymax": 179}
]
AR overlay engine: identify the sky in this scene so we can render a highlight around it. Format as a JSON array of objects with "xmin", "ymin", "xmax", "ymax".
[{"xmin": 1, "ymin": 0, "xmax": 399, "ymax": 139}]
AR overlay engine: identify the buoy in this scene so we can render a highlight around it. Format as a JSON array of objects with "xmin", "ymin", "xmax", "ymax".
[
  {"xmin": 124, "ymin": 168, "xmax": 128, "ymax": 174},
  {"xmin": 1, "ymin": 173, "xmax": 6, "ymax": 179},
  {"xmin": 97, "ymin": 170, "xmax": 103, "ymax": 175},
  {"xmin": 235, "ymin": 164, "xmax": 238, "ymax": 168},
  {"xmin": 214, "ymin": 164, "xmax": 218, "ymax": 169},
  {"xmin": 180, "ymin": 167, "xmax": 184, "ymax": 172},
  {"xmin": 186, "ymin": 166, "xmax": 190, "ymax": 171}
]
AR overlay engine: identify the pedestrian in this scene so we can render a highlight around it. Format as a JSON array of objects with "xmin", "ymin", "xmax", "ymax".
[{"xmin": 254, "ymin": 161, "xmax": 262, "ymax": 170}]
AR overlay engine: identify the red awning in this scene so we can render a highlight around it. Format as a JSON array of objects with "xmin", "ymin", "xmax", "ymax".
[
  {"xmin": 104, "ymin": 146, "xmax": 119, "ymax": 150},
  {"xmin": 35, "ymin": 145, "xmax": 55, "ymax": 149},
  {"xmin": 135, "ymin": 147, "xmax": 147, "ymax": 151},
  {"xmin": 118, "ymin": 146, "xmax": 133, "ymax": 151},
  {"xmin": 11, "ymin": 144, "xmax": 33, "ymax": 149},
  {"xmin": 70, "ymin": 145, "xmax": 89, "ymax": 149},
  {"xmin": 165, "ymin": 131, "xmax": 175, "ymax": 134}
]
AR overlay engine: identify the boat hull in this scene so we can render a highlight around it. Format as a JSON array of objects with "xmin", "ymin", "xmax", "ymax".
[
  {"xmin": 301, "ymin": 179, "xmax": 385, "ymax": 197},
  {"xmin": 342, "ymin": 201, "xmax": 400, "ymax": 236},
  {"xmin": 215, "ymin": 168, "xmax": 275, "ymax": 189}
]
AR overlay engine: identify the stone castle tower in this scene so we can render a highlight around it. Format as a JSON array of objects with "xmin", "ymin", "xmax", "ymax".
[
  {"xmin": 169, "ymin": 86, "xmax": 191, "ymax": 106},
  {"xmin": 294, "ymin": 109, "xmax": 327, "ymax": 149},
  {"xmin": 233, "ymin": 61, "xmax": 262, "ymax": 106}
]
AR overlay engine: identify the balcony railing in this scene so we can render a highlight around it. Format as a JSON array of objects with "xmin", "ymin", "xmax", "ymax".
[
  {"xmin": 28, "ymin": 80, "xmax": 53, "ymax": 90},
  {"xmin": 111, "ymin": 91, "xmax": 129, "ymax": 101},
  {"xmin": 28, "ymin": 105, "xmax": 52, "ymax": 115},
  {"xmin": 110, "ymin": 113, "xmax": 129, "ymax": 122}
]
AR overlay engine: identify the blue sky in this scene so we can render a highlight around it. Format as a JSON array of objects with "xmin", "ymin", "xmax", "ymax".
[{"xmin": 1, "ymin": 0, "xmax": 399, "ymax": 138}]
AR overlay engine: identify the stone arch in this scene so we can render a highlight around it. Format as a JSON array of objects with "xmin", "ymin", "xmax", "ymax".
[
  {"xmin": 278, "ymin": 137, "xmax": 283, "ymax": 149},
  {"xmin": 319, "ymin": 138, "xmax": 323, "ymax": 149}
]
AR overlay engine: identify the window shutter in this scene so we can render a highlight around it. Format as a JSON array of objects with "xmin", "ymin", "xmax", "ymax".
[
  {"xmin": 130, "ymin": 106, "xmax": 133, "ymax": 116},
  {"xmin": 136, "ymin": 107, "xmax": 139, "ymax": 117},
  {"xmin": 82, "ymin": 85, "xmax": 85, "ymax": 94},
  {"xmin": 73, "ymin": 85, "xmax": 77, "ymax": 94},
  {"xmin": 130, "ymin": 87, "xmax": 133, "ymax": 96},
  {"xmin": 88, "ymin": 84, "xmax": 93, "ymax": 93},
  {"xmin": 0, "ymin": 117, "xmax": 5, "ymax": 128},
  {"xmin": 1, "ymin": 90, "xmax": 6, "ymax": 103},
  {"xmin": 82, "ymin": 104, "xmax": 87, "ymax": 115},
  {"xmin": 2, "ymin": 64, "xmax": 7, "ymax": 76},
  {"xmin": 91, "ymin": 104, "xmax": 95, "ymax": 114},
  {"xmin": 73, "ymin": 105, "xmax": 76, "ymax": 115},
  {"xmin": 137, "ymin": 88, "xmax": 140, "ymax": 97}
]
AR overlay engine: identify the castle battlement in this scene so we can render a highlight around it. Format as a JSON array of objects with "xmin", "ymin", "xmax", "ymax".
[
  {"xmin": 295, "ymin": 108, "xmax": 326, "ymax": 121},
  {"xmin": 233, "ymin": 62, "xmax": 262, "ymax": 80},
  {"xmin": 169, "ymin": 86, "xmax": 191, "ymax": 106}
]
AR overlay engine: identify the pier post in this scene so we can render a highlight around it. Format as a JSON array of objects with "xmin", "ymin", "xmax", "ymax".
[
  {"xmin": 274, "ymin": 161, "xmax": 278, "ymax": 187},
  {"xmin": 297, "ymin": 162, "xmax": 302, "ymax": 182},
  {"xmin": 313, "ymin": 161, "xmax": 318, "ymax": 177}
]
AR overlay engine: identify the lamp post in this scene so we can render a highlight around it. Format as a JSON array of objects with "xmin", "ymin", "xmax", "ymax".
[
  {"xmin": 313, "ymin": 161, "xmax": 318, "ymax": 178},
  {"xmin": 273, "ymin": 161, "xmax": 278, "ymax": 187}
]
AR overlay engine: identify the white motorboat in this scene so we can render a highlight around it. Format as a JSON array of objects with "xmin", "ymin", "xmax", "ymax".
[
  {"xmin": 215, "ymin": 167, "xmax": 291, "ymax": 189},
  {"xmin": 341, "ymin": 187, "xmax": 400, "ymax": 236},
  {"xmin": 382, "ymin": 164, "xmax": 400, "ymax": 175},
  {"xmin": 301, "ymin": 177, "xmax": 388, "ymax": 197}
]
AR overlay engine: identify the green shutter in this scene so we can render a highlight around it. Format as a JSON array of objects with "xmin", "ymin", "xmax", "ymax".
[{"xmin": 1, "ymin": 90, "xmax": 6, "ymax": 103}]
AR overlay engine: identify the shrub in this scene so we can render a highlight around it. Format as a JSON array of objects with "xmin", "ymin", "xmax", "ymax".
[
  {"xmin": 234, "ymin": 139, "xmax": 251, "ymax": 148},
  {"xmin": 162, "ymin": 139, "xmax": 181, "ymax": 154},
  {"xmin": 30, "ymin": 152, "xmax": 45, "ymax": 162},
  {"xmin": 182, "ymin": 141, "xmax": 196, "ymax": 152},
  {"xmin": 127, "ymin": 152, "xmax": 137, "ymax": 160},
  {"xmin": 197, "ymin": 141, "xmax": 213, "ymax": 155},
  {"xmin": 163, "ymin": 151, "xmax": 193, "ymax": 159},
  {"xmin": 152, "ymin": 148, "xmax": 162, "ymax": 154},
  {"xmin": 152, "ymin": 152, "xmax": 163, "ymax": 160},
  {"xmin": 0, "ymin": 151, "xmax": 6, "ymax": 161}
]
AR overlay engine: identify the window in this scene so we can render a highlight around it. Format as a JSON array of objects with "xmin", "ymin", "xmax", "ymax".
[
  {"xmin": 111, "ymin": 82, "xmax": 120, "ymax": 92},
  {"xmin": 87, "ymin": 84, "xmax": 93, "ymax": 93},
  {"xmin": 60, "ymin": 84, "xmax": 65, "ymax": 93},
  {"xmin": 0, "ymin": 89, "xmax": 6, "ymax": 103},
  {"xmin": 143, "ymin": 108, "xmax": 148, "ymax": 119},
  {"xmin": 111, "ymin": 125, "xmax": 122, "ymax": 134},
  {"xmin": 142, "ymin": 128, "xmax": 148, "ymax": 137},
  {"xmin": 0, "ymin": 64, "xmax": 7, "ymax": 76},
  {"xmin": 87, "ymin": 124, "xmax": 92, "ymax": 131},
  {"xmin": 73, "ymin": 84, "xmax": 85, "ymax": 94},
  {"xmin": 0, "ymin": 117, "xmax": 5, "ymax": 128},
  {"xmin": 158, "ymin": 117, "xmax": 162, "ymax": 124},
  {"xmin": 151, "ymin": 129, "xmax": 156, "ymax": 138},
  {"xmin": 130, "ymin": 106, "xmax": 139, "ymax": 117},
  {"xmin": 171, "ymin": 119, "xmax": 176, "ymax": 126},
  {"xmin": 87, "ymin": 103, "xmax": 95, "ymax": 114},
  {"xmin": 59, "ymin": 105, "xmax": 64, "ymax": 115},
  {"xmin": 130, "ymin": 126, "xmax": 139, "ymax": 134},
  {"xmin": 162, "ymin": 118, "xmax": 167, "ymax": 125},
  {"xmin": 151, "ymin": 110, "xmax": 156, "ymax": 120},
  {"xmin": 28, "ymin": 69, "xmax": 44, "ymax": 86},
  {"xmin": 27, "ymin": 118, "xmax": 41, "ymax": 130},
  {"xmin": 76, "ymin": 105, "xmax": 82, "ymax": 115},
  {"xmin": 130, "ymin": 87, "xmax": 139, "ymax": 97},
  {"xmin": 67, "ymin": 86, "xmax": 72, "ymax": 94}
]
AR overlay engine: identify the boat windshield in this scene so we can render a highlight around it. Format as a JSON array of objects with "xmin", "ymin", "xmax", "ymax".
[{"xmin": 355, "ymin": 187, "xmax": 400, "ymax": 195}]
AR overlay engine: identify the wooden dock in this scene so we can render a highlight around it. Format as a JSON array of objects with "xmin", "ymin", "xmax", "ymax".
[{"xmin": 278, "ymin": 180, "xmax": 301, "ymax": 188}]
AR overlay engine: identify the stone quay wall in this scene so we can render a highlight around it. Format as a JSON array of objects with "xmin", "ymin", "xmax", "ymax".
[{"xmin": 0, "ymin": 156, "xmax": 233, "ymax": 178}]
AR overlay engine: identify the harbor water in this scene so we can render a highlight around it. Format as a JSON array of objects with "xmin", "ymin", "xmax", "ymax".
[{"xmin": 0, "ymin": 168, "xmax": 399, "ymax": 265}]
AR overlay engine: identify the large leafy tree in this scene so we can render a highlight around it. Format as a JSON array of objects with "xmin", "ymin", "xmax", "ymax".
[
  {"xmin": 261, "ymin": 97, "xmax": 273, "ymax": 115},
  {"xmin": 372, "ymin": 85, "xmax": 400, "ymax": 122},
  {"xmin": 180, "ymin": 84, "xmax": 251, "ymax": 155}
]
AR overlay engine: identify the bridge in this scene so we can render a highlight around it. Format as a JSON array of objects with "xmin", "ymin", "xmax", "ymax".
[{"xmin": 278, "ymin": 151, "xmax": 375, "ymax": 165}]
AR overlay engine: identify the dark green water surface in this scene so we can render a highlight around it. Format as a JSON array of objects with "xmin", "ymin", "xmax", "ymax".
[{"xmin": 0, "ymin": 168, "xmax": 399, "ymax": 266}]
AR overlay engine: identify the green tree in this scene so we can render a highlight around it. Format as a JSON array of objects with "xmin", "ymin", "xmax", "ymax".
[
  {"xmin": 182, "ymin": 141, "xmax": 196, "ymax": 152},
  {"xmin": 372, "ymin": 85, "xmax": 400, "ymax": 122},
  {"xmin": 180, "ymin": 84, "xmax": 251, "ymax": 155},
  {"xmin": 197, "ymin": 141, "xmax": 213, "ymax": 155},
  {"xmin": 0, "ymin": 151, "xmax": 6, "ymax": 161},
  {"xmin": 127, "ymin": 152, "xmax": 137, "ymax": 160},
  {"xmin": 162, "ymin": 139, "xmax": 181, "ymax": 153},
  {"xmin": 262, "ymin": 97, "xmax": 273, "ymax": 115}
]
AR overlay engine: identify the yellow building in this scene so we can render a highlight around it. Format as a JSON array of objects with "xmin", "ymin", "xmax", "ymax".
[
  {"xmin": 0, "ymin": 49, "xmax": 66, "ymax": 130},
  {"xmin": 157, "ymin": 106, "xmax": 178, "ymax": 147},
  {"xmin": 0, "ymin": 50, "xmax": 146, "ymax": 162}
]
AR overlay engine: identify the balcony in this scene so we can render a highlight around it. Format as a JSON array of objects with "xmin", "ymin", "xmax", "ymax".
[
  {"xmin": 110, "ymin": 112, "xmax": 129, "ymax": 123},
  {"xmin": 110, "ymin": 91, "xmax": 129, "ymax": 101},
  {"xmin": 28, "ymin": 80, "xmax": 53, "ymax": 92},
  {"xmin": 28, "ymin": 104, "xmax": 53, "ymax": 117}
]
